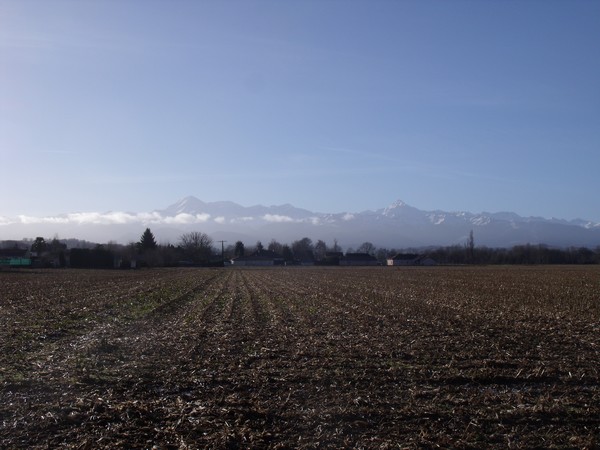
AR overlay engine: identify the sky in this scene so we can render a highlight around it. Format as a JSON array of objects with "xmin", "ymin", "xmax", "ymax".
[{"xmin": 1, "ymin": 0, "xmax": 599, "ymax": 222}]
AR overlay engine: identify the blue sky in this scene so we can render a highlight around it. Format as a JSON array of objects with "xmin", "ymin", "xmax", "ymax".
[{"xmin": 1, "ymin": 0, "xmax": 599, "ymax": 221}]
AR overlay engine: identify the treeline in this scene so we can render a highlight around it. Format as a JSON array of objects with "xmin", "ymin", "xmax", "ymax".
[
  {"xmin": 0, "ymin": 230, "xmax": 215, "ymax": 269},
  {"xmin": 70, "ymin": 247, "xmax": 115, "ymax": 268},
  {"xmin": 3, "ymin": 229, "xmax": 600, "ymax": 268},
  {"xmin": 426, "ymin": 244, "xmax": 600, "ymax": 265}
]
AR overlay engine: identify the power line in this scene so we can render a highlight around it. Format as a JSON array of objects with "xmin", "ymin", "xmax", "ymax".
[{"xmin": 217, "ymin": 240, "xmax": 227, "ymax": 265}]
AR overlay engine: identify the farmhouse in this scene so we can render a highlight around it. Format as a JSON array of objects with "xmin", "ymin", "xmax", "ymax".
[
  {"xmin": 339, "ymin": 252, "xmax": 379, "ymax": 266},
  {"xmin": 231, "ymin": 249, "xmax": 285, "ymax": 266},
  {"xmin": 387, "ymin": 253, "xmax": 437, "ymax": 266},
  {"xmin": 322, "ymin": 251, "xmax": 343, "ymax": 265},
  {"xmin": 0, "ymin": 248, "xmax": 32, "ymax": 268}
]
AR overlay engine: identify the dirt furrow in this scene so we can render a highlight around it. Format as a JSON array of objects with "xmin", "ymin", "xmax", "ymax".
[
  {"xmin": 1, "ymin": 266, "xmax": 599, "ymax": 449},
  {"xmin": 1, "ymin": 269, "xmax": 229, "ymax": 448}
]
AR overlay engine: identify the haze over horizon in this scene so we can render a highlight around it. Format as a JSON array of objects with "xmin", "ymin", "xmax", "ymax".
[
  {"xmin": 2, "ymin": 1, "xmax": 599, "ymax": 222},
  {"xmin": 2, "ymin": 194, "xmax": 600, "ymax": 224},
  {"xmin": 2, "ymin": 194, "xmax": 600, "ymax": 250}
]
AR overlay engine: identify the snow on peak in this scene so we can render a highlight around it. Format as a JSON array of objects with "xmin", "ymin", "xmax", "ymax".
[
  {"xmin": 388, "ymin": 199, "xmax": 407, "ymax": 209},
  {"xmin": 382, "ymin": 199, "xmax": 409, "ymax": 216},
  {"xmin": 427, "ymin": 214, "xmax": 446, "ymax": 225},
  {"xmin": 471, "ymin": 215, "xmax": 491, "ymax": 226}
]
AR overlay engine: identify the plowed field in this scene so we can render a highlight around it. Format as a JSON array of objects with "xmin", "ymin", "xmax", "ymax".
[{"xmin": 1, "ymin": 266, "xmax": 599, "ymax": 448}]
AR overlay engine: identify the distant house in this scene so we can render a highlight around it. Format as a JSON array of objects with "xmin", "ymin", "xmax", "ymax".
[
  {"xmin": 231, "ymin": 249, "xmax": 285, "ymax": 266},
  {"xmin": 418, "ymin": 256, "xmax": 437, "ymax": 266},
  {"xmin": 387, "ymin": 253, "xmax": 437, "ymax": 266},
  {"xmin": 339, "ymin": 252, "xmax": 379, "ymax": 266},
  {"xmin": 297, "ymin": 259, "xmax": 315, "ymax": 266},
  {"xmin": 0, "ymin": 248, "xmax": 32, "ymax": 268},
  {"xmin": 321, "ymin": 251, "xmax": 343, "ymax": 265}
]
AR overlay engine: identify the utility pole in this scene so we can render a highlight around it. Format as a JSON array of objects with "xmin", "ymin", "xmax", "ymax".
[{"xmin": 217, "ymin": 240, "xmax": 227, "ymax": 266}]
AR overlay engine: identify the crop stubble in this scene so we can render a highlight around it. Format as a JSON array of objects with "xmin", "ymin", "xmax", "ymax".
[{"xmin": 0, "ymin": 266, "xmax": 598, "ymax": 448}]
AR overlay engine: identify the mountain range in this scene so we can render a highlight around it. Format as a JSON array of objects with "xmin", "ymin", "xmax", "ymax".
[{"xmin": 2, "ymin": 196, "xmax": 599, "ymax": 249}]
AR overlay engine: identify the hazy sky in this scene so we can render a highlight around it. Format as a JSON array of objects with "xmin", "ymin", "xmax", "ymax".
[{"xmin": 1, "ymin": 0, "xmax": 599, "ymax": 220}]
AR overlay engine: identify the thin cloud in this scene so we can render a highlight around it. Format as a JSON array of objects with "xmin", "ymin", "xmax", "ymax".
[
  {"xmin": 163, "ymin": 213, "xmax": 211, "ymax": 225},
  {"xmin": 39, "ymin": 150, "xmax": 79, "ymax": 155},
  {"xmin": 320, "ymin": 146, "xmax": 399, "ymax": 163},
  {"xmin": 89, "ymin": 174, "xmax": 197, "ymax": 185},
  {"xmin": 320, "ymin": 145, "xmax": 519, "ymax": 184},
  {"xmin": 0, "ymin": 27, "xmax": 156, "ymax": 55},
  {"xmin": 0, "ymin": 212, "xmax": 323, "ymax": 226},
  {"xmin": 263, "ymin": 214, "xmax": 295, "ymax": 223},
  {"xmin": 0, "ymin": 216, "xmax": 17, "ymax": 226},
  {"xmin": 0, "ymin": 211, "xmax": 211, "ymax": 226},
  {"xmin": 230, "ymin": 216, "xmax": 254, "ymax": 223}
]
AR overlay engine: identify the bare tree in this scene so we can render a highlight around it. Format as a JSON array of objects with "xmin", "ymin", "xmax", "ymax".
[
  {"xmin": 292, "ymin": 237, "xmax": 314, "ymax": 262},
  {"xmin": 179, "ymin": 231, "xmax": 213, "ymax": 263},
  {"xmin": 234, "ymin": 240, "xmax": 245, "ymax": 257},
  {"xmin": 375, "ymin": 247, "xmax": 390, "ymax": 264},
  {"xmin": 314, "ymin": 239, "xmax": 328, "ymax": 261},
  {"xmin": 331, "ymin": 238, "xmax": 341, "ymax": 253},
  {"xmin": 466, "ymin": 229, "xmax": 475, "ymax": 263},
  {"xmin": 267, "ymin": 239, "xmax": 283, "ymax": 255},
  {"xmin": 357, "ymin": 241, "xmax": 376, "ymax": 255},
  {"xmin": 282, "ymin": 244, "xmax": 293, "ymax": 262}
]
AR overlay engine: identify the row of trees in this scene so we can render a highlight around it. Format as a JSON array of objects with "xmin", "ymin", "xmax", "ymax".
[
  {"xmin": 428, "ymin": 243, "xmax": 600, "ymax": 265},
  {"xmin": 231, "ymin": 237, "xmax": 346, "ymax": 263},
  {"xmin": 10, "ymin": 228, "xmax": 600, "ymax": 268},
  {"xmin": 163, "ymin": 229, "xmax": 600, "ymax": 266},
  {"xmin": 24, "ymin": 229, "xmax": 221, "ymax": 268},
  {"xmin": 134, "ymin": 228, "xmax": 216, "ymax": 267},
  {"xmin": 84, "ymin": 230, "xmax": 374, "ymax": 267}
]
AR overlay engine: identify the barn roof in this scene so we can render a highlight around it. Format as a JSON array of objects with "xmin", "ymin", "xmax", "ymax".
[
  {"xmin": 342, "ymin": 253, "xmax": 378, "ymax": 261},
  {"xmin": 233, "ymin": 249, "xmax": 284, "ymax": 261},
  {"xmin": 390, "ymin": 253, "xmax": 419, "ymax": 260},
  {"xmin": 0, "ymin": 248, "xmax": 29, "ymax": 258}
]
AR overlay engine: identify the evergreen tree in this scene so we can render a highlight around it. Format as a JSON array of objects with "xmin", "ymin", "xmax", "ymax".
[
  {"xmin": 234, "ymin": 241, "xmax": 245, "ymax": 257},
  {"xmin": 256, "ymin": 241, "xmax": 264, "ymax": 253},
  {"xmin": 138, "ymin": 228, "xmax": 157, "ymax": 252},
  {"xmin": 466, "ymin": 230, "xmax": 475, "ymax": 263},
  {"xmin": 31, "ymin": 237, "xmax": 47, "ymax": 253},
  {"xmin": 282, "ymin": 244, "xmax": 293, "ymax": 262}
]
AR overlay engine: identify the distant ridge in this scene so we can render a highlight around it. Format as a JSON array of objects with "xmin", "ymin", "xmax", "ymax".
[
  {"xmin": 153, "ymin": 196, "xmax": 600, "ymax": 248},
  {"xmin": 1, "ymin": 196, "xmax": 599, "ymax": 247}
]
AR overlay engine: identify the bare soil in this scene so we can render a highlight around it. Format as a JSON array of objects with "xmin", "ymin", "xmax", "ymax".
[{"xmin": 1, "ymin": 266, "xmax": 599, "ymax": 448}]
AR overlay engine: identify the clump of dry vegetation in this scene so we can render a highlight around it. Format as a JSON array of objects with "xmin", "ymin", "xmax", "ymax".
[{"xmin": 1, "ymin": 266, "xmax": 598, "ymax": 448}]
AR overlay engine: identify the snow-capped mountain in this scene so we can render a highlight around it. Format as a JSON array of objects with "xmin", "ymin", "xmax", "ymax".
[
  {"xmin": 1, "ymin": 196, "xmax": 599, "ymax": 248},
  {"xmin": 152, "ymin": 196, "xmax": 600, "ymax": 248},
  {"xmin": 162, "ymin": 196, "xmax": 314, "ymax": 220}
]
